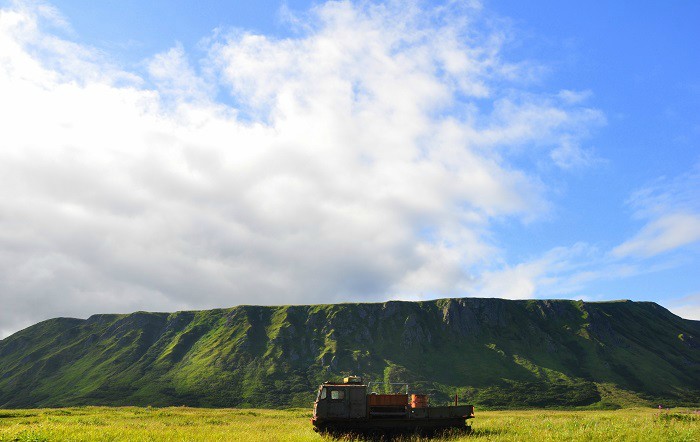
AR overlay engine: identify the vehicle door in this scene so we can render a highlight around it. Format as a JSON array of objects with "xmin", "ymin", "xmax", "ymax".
[
  {"xmin": 348, "ymin": 387, "xmax": 366, "ymax": 418},
  {"xmin": 314, "ymin": 387, "xmax": 328, "ymax": 418}
]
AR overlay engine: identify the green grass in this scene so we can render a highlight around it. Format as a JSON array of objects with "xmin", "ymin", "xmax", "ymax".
[
  {"xmin": 1, "ymin": 407, "xmax": 698, "ymax": 441},
  {"xmin": 0, "ymin": 407, "xmax": 313, "ymax": 442}
]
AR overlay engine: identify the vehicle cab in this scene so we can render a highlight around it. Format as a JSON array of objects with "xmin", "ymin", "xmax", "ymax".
[{"xmin": 313, "ymin": 376, "xmax": 367, "ymax": 421}]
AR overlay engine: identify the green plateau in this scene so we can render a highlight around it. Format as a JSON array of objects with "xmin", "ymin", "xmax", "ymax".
[{"xmin": 1, "ymin": 298, "xmax": 698, "ymax": 409}]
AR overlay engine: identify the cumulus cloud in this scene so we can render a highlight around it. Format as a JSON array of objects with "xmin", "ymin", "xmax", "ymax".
[{"xmin": 0, "ymin": 1, "xmax": 604, "ymax": 337}]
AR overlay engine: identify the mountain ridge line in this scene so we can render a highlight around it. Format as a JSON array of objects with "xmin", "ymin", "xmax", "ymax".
[{"xmin": 1, "ymin": 297, "xmax": 698, "ymax": 408}]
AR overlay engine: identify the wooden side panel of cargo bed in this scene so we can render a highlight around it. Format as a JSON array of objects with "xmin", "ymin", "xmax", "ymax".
[{"xmin": 367, "ymin": 394, "xmax": 408, "ymax": 407}]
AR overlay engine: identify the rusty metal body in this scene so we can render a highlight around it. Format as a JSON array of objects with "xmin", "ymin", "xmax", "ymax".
[
  {"xmin": 411, "ymin": 394, "xmax": 428, "ymax": 408},
  {"xmin": 311, "ymin": 377, "xmax": 474, "ymax": 435}
]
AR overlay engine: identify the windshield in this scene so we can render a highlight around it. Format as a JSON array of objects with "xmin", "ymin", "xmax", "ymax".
[{"xmin": 316, "ymin": 387, "xmax": 327, "ymax": 401}]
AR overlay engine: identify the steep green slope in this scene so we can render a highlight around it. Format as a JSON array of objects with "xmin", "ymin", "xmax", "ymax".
[{"xmin": 1, "ymin": 298, "xmax": 698, "ymax": 408}]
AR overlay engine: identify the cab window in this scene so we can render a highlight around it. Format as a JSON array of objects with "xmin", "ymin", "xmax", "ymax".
[
  {"xmin": 319, "ymin": 388, "xmax": 327, "ymax": 400},
  {"xmin": 330, "ymin": 389, "xmax": 345, "ymax": 400}
]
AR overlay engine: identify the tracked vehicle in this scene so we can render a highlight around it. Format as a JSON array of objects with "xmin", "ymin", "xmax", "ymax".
[{"xmin": 311, "ymin": 376, "xmax": 474, "ymax": 436}]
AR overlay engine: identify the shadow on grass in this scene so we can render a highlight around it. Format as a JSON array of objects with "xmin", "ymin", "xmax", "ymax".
[
  {"xmin": 469, "ymin": 427, "xmax": 508, "ymax": 438},
  {"xmin": 656, "ymin": 412, "xmax": 699, "ymax": 423},
  {"xmin": 0, "ymin": 411, "xmax": 35, "ymax": 419},
  {"xmin": 321, "ymin": 427, "xmax": 507, "ymax": 441}
]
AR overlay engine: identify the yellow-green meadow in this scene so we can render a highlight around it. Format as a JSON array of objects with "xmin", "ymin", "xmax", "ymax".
[{"xmin": 0, "ymin": 407, "xmax": 698, "ymax": 441}]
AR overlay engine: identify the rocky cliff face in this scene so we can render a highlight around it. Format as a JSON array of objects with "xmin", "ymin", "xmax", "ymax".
[{"xmin": 1, "ymin": 298, "xmax": 699, "ymax": 408}]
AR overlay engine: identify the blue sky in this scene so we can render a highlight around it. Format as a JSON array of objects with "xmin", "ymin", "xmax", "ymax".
[{"xmin": 0, "ymin": 0, "xmax": 698, "ymax": 337}]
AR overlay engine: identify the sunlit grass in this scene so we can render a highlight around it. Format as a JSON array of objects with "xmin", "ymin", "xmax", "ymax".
[
  {"xmin": 0, "ymin": 407, "xmax": 698, "ymax": 441},
  {"xmin": 468, "ymin": 408, "xmax": 699, "ymax": 442}
]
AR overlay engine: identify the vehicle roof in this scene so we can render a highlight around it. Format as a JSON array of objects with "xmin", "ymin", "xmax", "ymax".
[{"xmin": 321, "ymin": 382, "xmax": 367, "ymax": 387}]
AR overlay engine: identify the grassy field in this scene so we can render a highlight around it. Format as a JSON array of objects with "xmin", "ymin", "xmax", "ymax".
[{"xmin": 0, "ymin": 407, "xmax": 698, "ymax": 441}]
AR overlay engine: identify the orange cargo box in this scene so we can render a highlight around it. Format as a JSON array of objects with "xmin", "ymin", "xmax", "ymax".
[{"xmin": 367, "ymin": 394, "xmax": 409, "ymax": 407}]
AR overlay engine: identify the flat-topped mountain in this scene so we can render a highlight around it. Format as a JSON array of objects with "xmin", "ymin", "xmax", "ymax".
[{"xmin": 1, "ymin": 298, "xmax": 698, "ymax": 408}]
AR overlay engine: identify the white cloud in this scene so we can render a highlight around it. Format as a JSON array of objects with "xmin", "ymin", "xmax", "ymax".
[
  {"xmin": 473, "ymin": 163, "xmax": 700, "ymax": 303},
  {"xmin": 473, "ymin": 243, "xmax": 604, "ymax": 299},
  {"xmin": 613, "ymin": 164, "xmax": 700, "ymax": 258},
  {"xmin": 550, "ymin": 138, "xmax": 603, "ymax": 169},
  {"xmin": 147, "ymin": 43, "xmax": 214, "ymax": 101},
  {"xmin": 667, "ymin": 293, "xmax": 700, "ymax": 321},
  {"xmin": 557, "ymin": 89, "xmax": 592, "ymax": 105},
  {"xmin": 0, "ymin": 1, "xmax": 604, "ymax": 337},
  {"xmin": 613, "ymin": 213, "xmax": 700, "ymax": 258}
]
